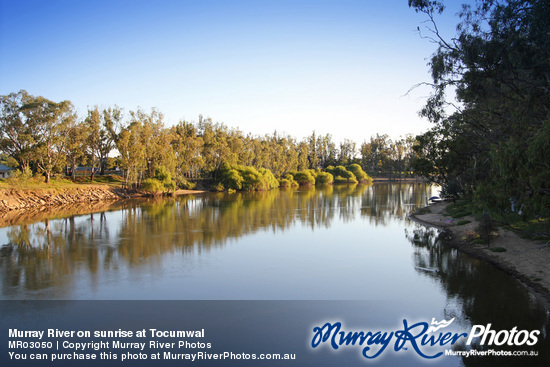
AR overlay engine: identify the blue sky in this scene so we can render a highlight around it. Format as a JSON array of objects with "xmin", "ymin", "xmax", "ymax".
[{"xmin": 0, "ymin": 0, "xmax": 464, "ymax": 143}]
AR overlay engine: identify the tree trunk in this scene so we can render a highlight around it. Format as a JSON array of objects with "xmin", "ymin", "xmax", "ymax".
[{"xmin": 71, "ymin": 162, "xmax": 76, "ymax": 182}]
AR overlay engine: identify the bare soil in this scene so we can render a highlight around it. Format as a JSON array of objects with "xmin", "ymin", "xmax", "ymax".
[
  {"xmin": 410, "ymin": 201, "xmax": 550, "ymax": 308},
  {"xmin": 0, "ymin": 186, "xmax": 207, "ymax": 227}
]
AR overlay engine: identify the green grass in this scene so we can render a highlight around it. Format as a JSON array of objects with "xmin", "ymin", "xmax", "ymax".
[
  {"xmin": 442, "ymin": 199, "xmax": 549, "ymax": 241},
  {"xmin": 491, "ymin": 211, "xmax": 550, "ymax": 241},
  {"xmin": 457, "ymin": 220, "xmax": 471, "ymax": 226},
  {"xmin": 444, "ymin": 200, "xmax": 473, "ymax": 218},
  {"xmin": 473, "ymin": 239, "xmax": 486, "ymax": 245},
  {"xmin": 0, "ymin": 174, "xmax": 124, "ymax": 190}
]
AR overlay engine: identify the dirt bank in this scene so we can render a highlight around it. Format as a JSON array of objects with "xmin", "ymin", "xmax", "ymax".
[
  {"xmin": 0, "ymin": 186, "xmax": 208, "ymax": 227},
  {"xmin": 410, "ymin": 201, "xmax": 550, "ymax": 307},
  {"xmin": 0, "ymin": 185, "xmax": 133, "ymax": 212}
]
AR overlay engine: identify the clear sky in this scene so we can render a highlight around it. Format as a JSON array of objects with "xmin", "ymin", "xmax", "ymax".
[{"xmin": 0, "ymin": 0, "xmax": 464, "ymax": 144}]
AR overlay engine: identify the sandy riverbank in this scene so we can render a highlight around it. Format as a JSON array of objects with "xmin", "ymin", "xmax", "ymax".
[{"xmin": 410, "ymin": 201, "xmax": 550, "ymax": 307}]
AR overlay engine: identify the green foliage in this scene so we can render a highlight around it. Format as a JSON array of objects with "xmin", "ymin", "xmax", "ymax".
[
  {"xmin": 174, "ymin": 173, "xmax": 196, "ymax": 189},
  {"xmin": 326, "ymin": 166, "xmax": 357, "ymax": 184},
  {"xmin": 217, "ymin": 164, "xmax": 278, "ymax": 191},
  {"xmin": 410, "ymin": 0, "xmax": 550, "ymax": 229},
  {"xmin": 141, "ymin": 178, "xmax": 164, "ymax": 194},
  {"xmin": 278, "ymin": 178, "xmax": 292, "ymax": 187},
  {"xmin": 334, "ymin": 175, "xmax": 358, "ymax": 184},
  {"xmin": 440, "ymin": 180, "xmax": 462, "ymax": 203},
  {"xmin": 14, "ymin": 166, "xmax": 33, "ymax": 180},
  {"xmin": 258, "ymin": 168, "xmax": 279, "ymax": 190},
  {"xmin": 140, "ymin": 166, "xmax": 176, "ymax": 194},
  {"xmin": 221, "ymin": 168, "xmax": 243, "ymax": 190},
  {"xmin": 346, "ymin": 163, "xmax": 371, "ymax": 182},
  {"xmin": 293, "ymin": 170, "xmax": 315, "ymax": 186},
  {"xmin": 315, "ymin": 171, "xmax": 333, "ymax": 185},
  {"xmin": 154, "ymin": 166, "xmax": 176, "ymax": 192},
  {"xmin": 279, "ymin": 173, "xmax": 298, "ymax": 188}
]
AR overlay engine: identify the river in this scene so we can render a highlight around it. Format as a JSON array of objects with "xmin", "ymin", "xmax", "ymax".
[{"xmin": 1, "ymin": 183, "xmax": 548, "ymax": 366}]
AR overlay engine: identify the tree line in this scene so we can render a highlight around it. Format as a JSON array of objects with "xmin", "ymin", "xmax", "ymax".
[
  {"xmin": 409, "ymin": 0, "xmax": 549, "ymax": 220},
  {"xmin": 0, "ymin": 90, "xmax": 418, "ymax": 191}
]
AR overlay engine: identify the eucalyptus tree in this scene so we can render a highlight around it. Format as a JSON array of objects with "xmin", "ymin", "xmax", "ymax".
[
  {"xmin": 409, "ymin": 0, "xmax": 550, "ymax": 216},
  {"xmin": 20, "ymin": 97, "xmax": 76, "ymax": 183},
  {"xmin": 170, "ymin": 120, "xmax": 204, "ymax": 180},
  {"xmin": 297, "ymin": 141, "xmax": 310, "ymax": 171},
  {"xmin": 338, "ymin": 139, "xmax": 357, "ymax": 166},
  {"xmin": 65, "ymin": 120, "xmax": 89, "ymax": 181},
  {"xmin": 197, "ymin": 116, "xmax": 231, "ymax": 179},
  {"xmin": 84, "ymin": 106, "xmax": 121, "ymax": 180},
  {"xmin": 116, "ymin": 119, "xmax": 145, "ymax": 188},
  {"xmin": 0, "ymin": 90, "xmax": 37, "ymax": 172}
]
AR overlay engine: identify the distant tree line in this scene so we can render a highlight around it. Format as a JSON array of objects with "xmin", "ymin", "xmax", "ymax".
[
  {"xmin": 409, "ymin": 0, "xmax": 549, "ymax": 220},
  {"xmin": 1, "ymin": 90, "xmax": 418, "ymax": 191}
]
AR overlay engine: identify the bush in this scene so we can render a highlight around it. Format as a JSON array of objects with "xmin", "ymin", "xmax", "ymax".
[
  {"xmin": 221, "ymin": 168, "xmax": 244, "ymax": 190},
  {"xmin": 258, "ymin": 168, "xmax": 279, "ymax": 190},
  {"xmin": 14, "ymin": 166, "xmax": 33, "ymax": 180},
  {"xmin": 153, "ymin": 166, "xmax": 176, "ymax": 192},
  {"xmin": 293, "ymin": 171, "xmax": 315, "ymax": 186},
  {"xmin": 326, "ymin": 165, "xmax": 357, "ymax": 183},
  {"xmin": 175, "ymin": 174, "xmax": 196, "ymax": 190},
  {"xmin": 346, "ymin": 164, "xmax": 371, "ymax": 182},
  {"xmin": 218, "ymin": 165, "xmax": 279, "ymax": 191},
  {"xmin": 141, "ymin": 178, "xmax": 164, "ymax": 194},
  {"xmin": 315, "ymin": 171, "xmax": 334, "ymax": 185},
  {"xmin": 278, "ymin": 178, "xmax": 292, "ymax": 187},
  {"xmin": 334, "ymin": 175, "xmax": 358, "ymax": 184},
  {"xmin": 282, "ymin": 173, "xmax": 298, "ymax": 187}
]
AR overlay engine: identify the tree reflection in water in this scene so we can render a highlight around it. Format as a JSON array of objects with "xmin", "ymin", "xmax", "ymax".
[{"xmin": 406, "ymin": 226, "xmax": 550, "ymax": 366}]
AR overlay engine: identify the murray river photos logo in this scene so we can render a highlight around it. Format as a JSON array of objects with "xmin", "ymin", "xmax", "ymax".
[{"xmin": 311, "ymin": 318, "xmax": 540, "ymax": 359}]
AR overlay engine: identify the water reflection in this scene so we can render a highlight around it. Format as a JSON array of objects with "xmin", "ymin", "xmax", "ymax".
[
  {"xmin": 2, "ymin": 182, "xmax": 549, "ymax": 364},
  {"xmin": 0, "ymin": 183, "xmax": 433, "ymax": 298},
  {"xmin": 406, "ymin": 226, "xmax": 550, "ymax": 366}
]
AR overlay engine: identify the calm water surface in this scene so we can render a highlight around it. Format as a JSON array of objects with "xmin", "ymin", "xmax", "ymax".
[{"xmin": 1, "ymin": 183, "xmax": 549, "ymax": 365}]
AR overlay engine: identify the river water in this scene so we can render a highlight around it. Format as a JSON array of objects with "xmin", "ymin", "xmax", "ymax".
[{"xmin": 1, "ymin": 183, "xmax": 549, "ymax": 366}]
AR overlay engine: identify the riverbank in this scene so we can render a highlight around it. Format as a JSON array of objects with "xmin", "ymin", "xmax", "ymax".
[
  {"xmin": 0, "ymin": 185, "xmax": 207, "ymax": 227},
  {"xmin": 410, "ymin": 201, "xmax": 550, "ymax": 307}
]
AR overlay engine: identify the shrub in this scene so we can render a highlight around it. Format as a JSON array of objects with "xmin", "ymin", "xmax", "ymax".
[
  {"xmin": 141, "ymin": 178, "xmax": 164, "ymax": 194},
  {"xmin": 14, "ymin": 166, "xmax": 33, "ymax": 180},
  {"xmin": 175, "ymin": 174, "xmax": 196, "ymax": 190},
  {"xmin": 315, "ymin": 171, "xmax": 334, "ymax": 185},
  {"xmin": 278, "ymin": 178, "xmax": 292, "ymax": 187},
  {"xmin": 326, "ymin": 165, "xmax": 357, "ymax": 183},
  {"xmin": 346, "ymin": 163, "xmax": 372, "ymax": 182},
  {"xmin": 258, "ymin": 168, "xmax": 279, "ymax": 190},
  {"xmin": 153, "ymin": 166, "xmax": 176, "ymax": 192},
  {"xmin": 218, "ymin": 165, "xmax": 279, "ymax": 191},
  {"xmin": 221, "ymin": 168, "xmax": 244, "ymax": 190},
  {"xmin": 293, "ymin": 171, "xmax": 315, "ymax": 186}
]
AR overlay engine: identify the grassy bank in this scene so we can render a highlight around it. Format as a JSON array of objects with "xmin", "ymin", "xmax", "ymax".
[{"xmin": 443, "ymin": 200, "xmax": 549, "ymax": 244}]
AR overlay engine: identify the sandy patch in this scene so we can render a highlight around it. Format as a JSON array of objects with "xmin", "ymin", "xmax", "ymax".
[{"xmin": 410, "ymin": 201, "xmax": 550, "ymax": 307}]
